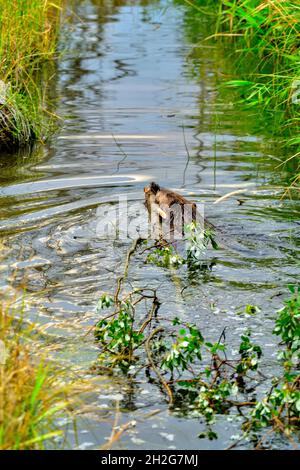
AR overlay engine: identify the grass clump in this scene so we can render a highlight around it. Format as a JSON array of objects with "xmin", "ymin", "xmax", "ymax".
[
  {"xmin": 0, "ymin": 0, "xmax": 63, "ymax": 147},
  {"xmin": 180, "ymin": 0, "xmax": 300, "ymax": 189},
  {"xmin": 93, "ymin": 236, "xmax": 300, "ymax": 448},
  {"xmin": 0, "ymin": 300, "xmax": 78, "ymax": 450}
]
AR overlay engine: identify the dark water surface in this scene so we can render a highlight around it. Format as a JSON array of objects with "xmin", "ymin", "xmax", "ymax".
[{"xmin": 0, "ymin": 0, "xmax": 299, "ymax": 449}]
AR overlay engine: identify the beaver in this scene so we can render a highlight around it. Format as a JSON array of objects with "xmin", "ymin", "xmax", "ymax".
[
  {"xmin": 144, "ymin": 182, "xmax": 204, "ymax": 240},
  {"xmin": 143, "ymin": 182, "xmax": 252, "ymax": 255}
]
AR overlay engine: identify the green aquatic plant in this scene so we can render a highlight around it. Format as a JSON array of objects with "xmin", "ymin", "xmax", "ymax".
[
  {"xmin": 196, "ymin": 380, "xmax": 237, "ymax": 423},
  {"xmin": 242, "ymin": 286, "xmax": 300, "ymax": 444},
  {"xmin": 236, "ymin": 331, "xmax": 262, "ymax": 374},
  {"xmin": 94, "ymin": 287, "xmax": 159, "ymax": 371},
  {"xmin": 185, "ymin": 222, "xmax": 218, "ymax": 264},
  {"xmin": 95, "ymin": 296, "xmax": 144, "ymax": 370},
  {"xmin": 94, "ymin": 238, "xmax": 300, "ymax": 447},
  {"xmin": 0, "ymin": 83, "xmax": 43, "ymax": 146},
  {"xmin": 273, "ymin": 285, "xmax": 300, "ymax": 362},
  {"xmin": 145, "ymin": 223, "xmax": 218, "ymax": 270},
  {"xmin": 249, "ymin": 381, "xmax": 300, "ymax": 434},
  {"xmin": 146, "ymin": 245, "xmax": 185, "ymax": 268},
  {"xmin": 161, "ymin": 324, "xmax": 204, "ymax": 373},
  {"xmin": 244, "ymin": 304, "xmax": 261, "ymax": 315}
]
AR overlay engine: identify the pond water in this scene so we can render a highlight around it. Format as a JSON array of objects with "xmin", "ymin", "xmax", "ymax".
[{"xmin": 0, "ymin": 0, "xmax": 299, "ymax": 449}]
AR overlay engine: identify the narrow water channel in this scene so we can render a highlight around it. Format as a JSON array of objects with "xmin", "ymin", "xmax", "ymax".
[{"xmin": 0, "ymin": 0, "xmax": 299, "ymax": 449}]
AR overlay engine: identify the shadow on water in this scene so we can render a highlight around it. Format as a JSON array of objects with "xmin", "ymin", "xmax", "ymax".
[{"xmin": 0, "ymin": 0, "xmax": 299, "ymax": 449}]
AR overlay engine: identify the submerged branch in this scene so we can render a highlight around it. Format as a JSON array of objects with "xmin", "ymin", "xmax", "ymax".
[
  {"xmin": 114, "ymin": 237, "xmax": 143, "ymax": 307},
  {"xmin": 145, "ymin": 327, "xmax": 174, "ymax": 406}
]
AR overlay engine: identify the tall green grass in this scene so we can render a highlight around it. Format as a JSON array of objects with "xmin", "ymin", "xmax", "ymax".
[
  {"xmin": 181, "ymin": 0, "xmax": 300, "ymax": 189},
  {"xmin": 0, "ymin": 0, "xmax": 63, "ymax": 148}
]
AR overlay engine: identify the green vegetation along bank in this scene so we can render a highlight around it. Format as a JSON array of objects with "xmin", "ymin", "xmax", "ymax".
[
  {"xmin": 179, "ymin": 0, "xmax": 300, "ymax": 190},
  {"xmin": 0, "ymin": 0, "xmax": 63, "ymax": 148}
]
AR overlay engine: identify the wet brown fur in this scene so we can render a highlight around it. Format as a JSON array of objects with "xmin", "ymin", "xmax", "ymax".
[
  {"xmin": 144, "ymin": 182, "xmax": 199, "ymax": 240},
  {"xmin": 144, "ymin": 182, "xmax": 197, "ymax": 220},
  {"xmin": 144, "ymin": 183, "xmax": 244, "ymax": 252}
]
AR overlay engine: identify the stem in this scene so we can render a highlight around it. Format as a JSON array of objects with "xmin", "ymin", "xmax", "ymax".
[{"xmin": 145, "ymin": 327, "xmax": 174, "ymax": 405}]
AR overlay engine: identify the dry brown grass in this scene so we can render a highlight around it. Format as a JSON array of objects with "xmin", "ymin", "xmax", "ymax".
[{"xmin": 0, "ymin": 300, "xmax": 78, "ymax": 450}]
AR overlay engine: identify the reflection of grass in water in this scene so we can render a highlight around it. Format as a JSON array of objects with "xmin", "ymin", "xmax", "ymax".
[{"xmin": 0, "ymin": 144, "xmax": 49, "ymax": 185}]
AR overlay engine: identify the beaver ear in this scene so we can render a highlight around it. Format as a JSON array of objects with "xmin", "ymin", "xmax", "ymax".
[{"xmin": 150, "ymin": 182, "xmax": 160, "ymax": 194}]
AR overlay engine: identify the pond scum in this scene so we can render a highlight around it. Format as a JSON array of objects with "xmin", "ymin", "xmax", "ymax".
[
  {"xmin": 92, "ymin": 227, "xmax": 300, "ymax": 449},
  {"xmin": 179, "ymin": 0, "xmax": 300, "ymax": 191},
  {"xmin": 0, "ymin": 0, "xmax": 63, "ymax": 148}
]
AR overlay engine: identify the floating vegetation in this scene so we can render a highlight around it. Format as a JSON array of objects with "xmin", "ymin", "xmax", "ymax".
[
  {"xmin": 145, "ymin": 223, "xmax": 219, "ymax": 269},
  {"xmin": 93, "ymin": 230, "xmax": 300, "ymax": 448}
]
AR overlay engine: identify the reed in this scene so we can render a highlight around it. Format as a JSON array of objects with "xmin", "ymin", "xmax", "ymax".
[
  {"xmin": 0, "ymin": 298, "xmax": 78, "ymax": 450},
  {"xmin": 181, "ymin": 0, "xmax": 300, "ymax": 188},
  {"xmin": 0, "ymin": 0, "xmax": 63, "ymax": 148}
]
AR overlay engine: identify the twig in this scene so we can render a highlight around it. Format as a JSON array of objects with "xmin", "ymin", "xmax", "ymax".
[
  {"xmin": 112, "ymin": 133, "xmax": 128, "ymax": 173},
  {"xmin": 225, "ymin": 432, "xmax": 248, "ymax": 451},
  {"xmin": 255, "ymin": 427, "xmax": 275, "ymax": 450},
  {"xmin": 181, "ymin": 122, "xmax": 191, "ymax": 188},
  {"xmin": 101, "ymin": 420, "xmax": 136, "ymax": 450},
  {"xmin": 214, "ymin": 189, "xmax": 246, "ymax": 204},
  {"xmin": 114, "ymin": 237, "xmax": 142, "ymax": 307},
  {"xmin": 228, "ymin": 400, "xmax": 256, "ymax": 407},
  {"xmin": 82, "ymin": 293, "xmax": 144, "ymax": 339},
  {"xmin": 138, "ymin": 295, "xmax": 160, "ymax": 335},
  {"xmin": 145, "ymin": 327, "xmax": 174, "ymax": 405}
]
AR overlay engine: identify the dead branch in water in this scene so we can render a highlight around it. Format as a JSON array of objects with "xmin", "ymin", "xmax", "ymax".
[
  {"xmin": 114, "ymin": 237, "xmax": 143, "ymax": 307},
  {"xmin": 145, "ymin": 327, "xmax": 174, "ymax": 405}
]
